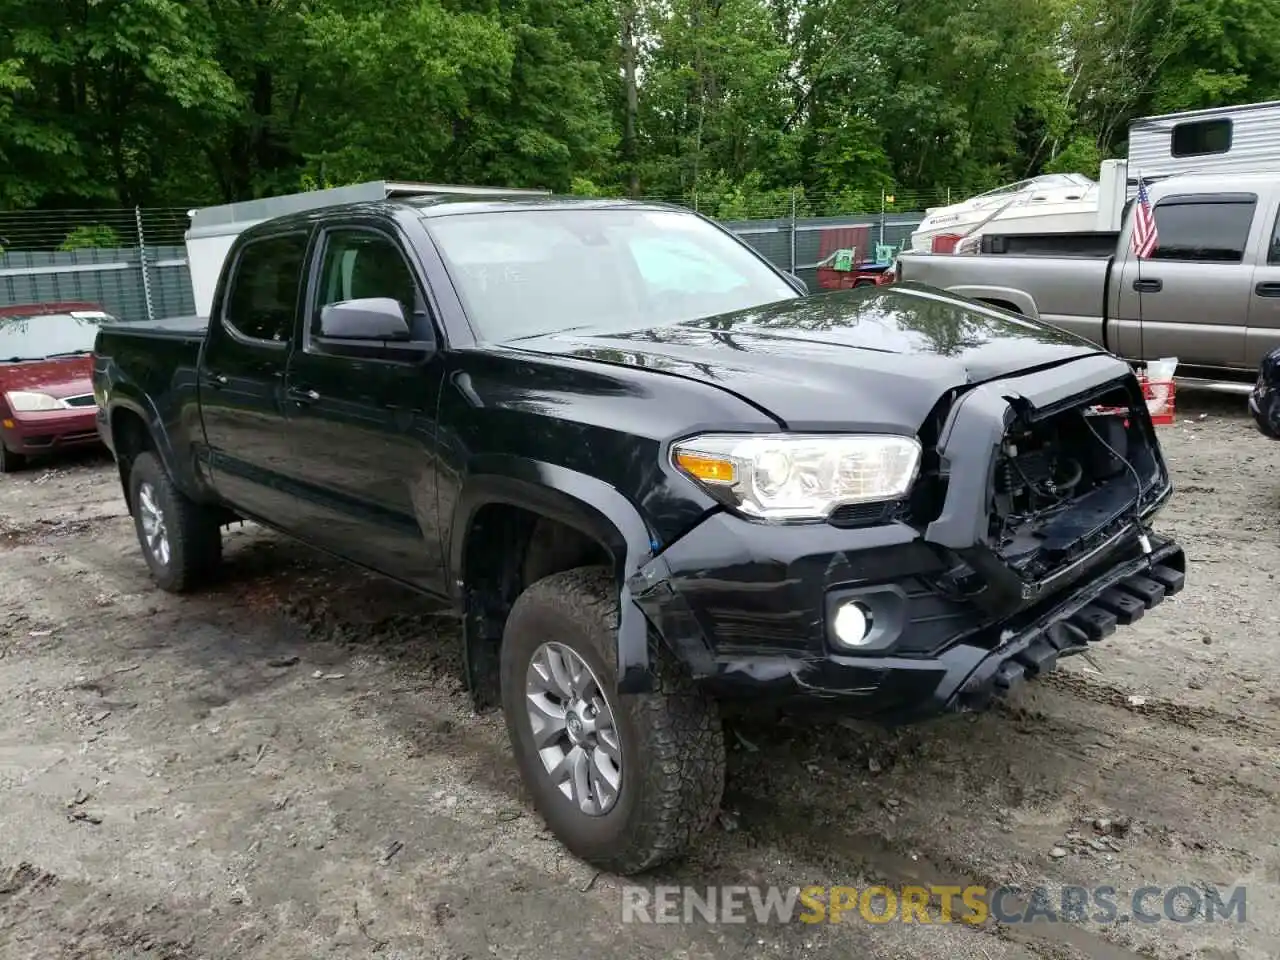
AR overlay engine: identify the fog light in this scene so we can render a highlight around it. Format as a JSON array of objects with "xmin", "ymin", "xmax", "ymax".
[{"xmin": 832, "ymin": 601, "xmax": 872, "ymax": 647}]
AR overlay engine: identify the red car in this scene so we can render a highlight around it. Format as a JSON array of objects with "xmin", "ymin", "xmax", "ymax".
[{"xmin": 0, "ymin": 301, "xmax": 116, "ymax": 472}]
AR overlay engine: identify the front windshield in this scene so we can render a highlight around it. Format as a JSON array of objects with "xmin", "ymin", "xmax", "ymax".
[
  {"xmin": 0, "ymin": 311, "xmax": 113, "ymax": 362},
  {"xmin": 427, "ymin": 207, "xmax": 799, "ymax": 341},
  {"xmin": 973, "ymin": 173, "xmax": 1096, "ymax": 200}
]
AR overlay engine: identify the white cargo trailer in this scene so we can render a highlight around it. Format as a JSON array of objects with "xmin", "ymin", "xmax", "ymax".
[
  {"xmin": 1127, "ymin": 100, "xmax": 1280, "ymax": 181},
  {"xmin": 184, "ymin": 180, "xmax": 550, "ymax": 318}
]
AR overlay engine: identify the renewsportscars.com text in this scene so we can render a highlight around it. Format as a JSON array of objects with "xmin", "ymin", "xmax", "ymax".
[{"xmin": 620, "ymin": 884, "xmax": 1247, "ymax": 925}]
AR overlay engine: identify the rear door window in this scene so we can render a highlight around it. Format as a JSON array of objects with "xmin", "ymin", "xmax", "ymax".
[
  {"xmin": 1150, "ymin": 198, "xmax": 1256, "ymax": 263},
  {"xmin": 1269, "ymin": 206, "xmax": 1280, "ymax": 265},
  {"xmin": 223, "ymin": 233, "xmax": 309, "ymax": 344}
]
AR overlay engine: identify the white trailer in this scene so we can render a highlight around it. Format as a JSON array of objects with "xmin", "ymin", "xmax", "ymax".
[
  {"xmin": 1127, "ymin": 100, "xmax": 1280, "ymax": 182},
  {"xmin": 184, "ymin": 180, "xmax": 550, "ymax": 318}
]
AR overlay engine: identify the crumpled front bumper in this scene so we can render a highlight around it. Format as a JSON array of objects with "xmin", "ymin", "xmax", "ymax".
[
  {"xmin": 625, "ymin": 355, "xmax": 1184, "ymax": 724},
  {"xmin": 629, "ymin": 509, "xmax": 1183, "ymax": 723}
]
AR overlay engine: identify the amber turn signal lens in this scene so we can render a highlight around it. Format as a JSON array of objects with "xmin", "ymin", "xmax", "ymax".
[{"xmin": 674, "ymin": 451, "xmax": 736, "ymax": 484}]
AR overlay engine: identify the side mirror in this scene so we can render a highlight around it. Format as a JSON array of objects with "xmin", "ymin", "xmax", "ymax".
[
  {"xmin": 318, "ymin": 297, "xmax": 411, "ymax": 341},
  {"xmin": 783, "ymin": 271, "xmax": 809, "ymax": 295}
]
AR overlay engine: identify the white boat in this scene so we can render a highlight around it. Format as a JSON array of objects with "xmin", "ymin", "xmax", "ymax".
[{"xmin": 907, "ymin": 173, "xmax": 1100, "ymax": 253}]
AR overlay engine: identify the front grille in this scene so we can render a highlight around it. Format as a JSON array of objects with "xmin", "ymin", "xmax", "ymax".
[
  {"xmin": 828, "ymin": 500, "xmax": 904, "ymax": 528},
  {"xmin": 62, "ymin": 394, "xmax": 97, "ymax": 407}
]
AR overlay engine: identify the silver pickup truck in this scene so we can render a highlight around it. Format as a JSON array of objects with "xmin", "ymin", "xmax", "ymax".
[{"xmin": 897, "ymin": 173, "xmax": 1280, "ymax": 383}]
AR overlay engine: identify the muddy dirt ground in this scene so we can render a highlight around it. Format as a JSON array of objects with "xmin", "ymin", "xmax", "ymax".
[{"xmin": 0, "ymin": 392, "xmax": 1277, "ymax": 960}]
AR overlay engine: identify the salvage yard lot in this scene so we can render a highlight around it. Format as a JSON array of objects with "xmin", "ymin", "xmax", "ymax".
[{"xmin": 1, "ymin": 393, "xmax": 1278, "ymax": 960}]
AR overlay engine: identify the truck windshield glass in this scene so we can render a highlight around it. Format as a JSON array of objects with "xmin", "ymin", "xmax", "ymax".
[
  {"xmin": 0, "ymin": 312, "xmax": 113, "ymax": 362},
  {"xmin": 427, "ymin": 208, "xmax": 799, "ymax": 341}
]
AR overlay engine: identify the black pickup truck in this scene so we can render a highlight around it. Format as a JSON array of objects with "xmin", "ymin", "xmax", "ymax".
[{"xmin": 92, "ymin": 194, "xmax": 1185, "ymax": 874}]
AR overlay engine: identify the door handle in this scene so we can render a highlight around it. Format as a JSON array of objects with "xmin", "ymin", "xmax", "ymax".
[
  {"xmin": 287, "ymin": 387, "xmax": 321, "ymax": 405},
  {"xmin": 1256, "ymin": 282, "xmax": 1280, "ymax": 298},
  {"xmin": 205, "ymin": 372, "xmax": 228, "ymax": 387},
  {"xmin": 1133, "ymin": 278, "xmax": 1163, "ymax": 293}
]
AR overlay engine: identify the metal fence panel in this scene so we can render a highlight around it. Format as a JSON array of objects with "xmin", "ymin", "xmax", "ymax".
[
  {"xmin": 0, "ymin": 244, "xmax": 194, "ymax": 323},
  {"xmin": 724, "ymin": 213, "xmax": 923, "ymax": 289}
]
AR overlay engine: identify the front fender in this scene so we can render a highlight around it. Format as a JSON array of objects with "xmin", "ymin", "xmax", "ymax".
[{"xmin": 450, "ymin": 456, "xmax": 663, "ymax": 693}]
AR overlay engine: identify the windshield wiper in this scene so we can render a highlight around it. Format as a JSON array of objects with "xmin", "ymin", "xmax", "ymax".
[{"xmin": 44, "ymin": 350, "xmax": 92, "ymax": 358}]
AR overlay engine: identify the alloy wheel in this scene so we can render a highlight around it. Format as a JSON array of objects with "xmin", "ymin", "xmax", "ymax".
[
  {"xmin": 524, "ymin": 641, "xmax": 623, "ymax": 816},
  {"xmin": 137, "ymin": 481, "xmax": 171, "ymax": 567}
]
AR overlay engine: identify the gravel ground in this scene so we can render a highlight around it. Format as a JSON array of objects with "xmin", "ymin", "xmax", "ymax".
[{"xmin": 0, "ymin": 392, "xmax": 1277, "ymax": 960}]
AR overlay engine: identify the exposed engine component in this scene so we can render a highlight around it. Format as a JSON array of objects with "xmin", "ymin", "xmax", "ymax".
[
  {"xmin": 989, "ymin": 396, "xmax": 1151, "ymax": 579},
  {"xmin": 993, "ymin": 431, "xmax": 1086, "ymax": 518}
]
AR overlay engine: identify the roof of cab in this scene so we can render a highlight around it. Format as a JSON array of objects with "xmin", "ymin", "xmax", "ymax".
[
  {"xmin": 1150, "ymin": 171, "xmax": 1278, "ymax": 196},
  {"xmin": 405, "ymin": 194, "xmax": 682, "ymax": 218},
  {"xmin": 0, "ymin": 301, "xmax": 105, "ymax": 319},
  {"xmin": 231, "ymin": 193, "xmax": 691, "ymax": 242}
]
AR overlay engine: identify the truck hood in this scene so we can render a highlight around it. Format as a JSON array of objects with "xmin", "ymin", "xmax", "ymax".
[{"xmin": 510, "ymin": 282, "xmax": 1113, "ymax": 432}]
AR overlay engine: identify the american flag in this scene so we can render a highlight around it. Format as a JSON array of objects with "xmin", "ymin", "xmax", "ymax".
[{"xmin": 1131, "ymin": 175, "xmax": 1158, "ymax": 259}]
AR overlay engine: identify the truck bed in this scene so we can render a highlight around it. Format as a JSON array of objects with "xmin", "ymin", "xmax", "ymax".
[
  {"xmin": 101, "ymin": 314, "xmax": 209, "ymax": 342},
  {"xmin": 896, "ymin": 254, "xmax": 1112, "ymax": 349},
  {"xmin": 92, "ymin": 316, "xmax": 207, "ymax": 461}
]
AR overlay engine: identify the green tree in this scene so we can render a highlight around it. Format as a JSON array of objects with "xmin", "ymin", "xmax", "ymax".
[
  {"xmin": 0, "ymin": 0, "xmax": 237, "ymax": 207},
  {"xmin": 3, "ymin": 0, "xmax": 1280, "ymax": 215},
  {"xmin": 638, "ymin": 0, "xmax": 795, "ymax": 197}
]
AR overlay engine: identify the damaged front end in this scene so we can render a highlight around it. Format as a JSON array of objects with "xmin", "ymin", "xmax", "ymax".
[
  {"xmin": 627, "ymin": 353, "xmax": 1184, "ymax": 723},
  {"xmin": 935, "ymin": 368, "xmax": 1172, "ymax": 619}
]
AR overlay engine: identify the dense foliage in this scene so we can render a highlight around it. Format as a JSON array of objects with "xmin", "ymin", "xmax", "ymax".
[{"xmin": 2, "ymin": 0, "xmax": 1277, "ymax": 214}]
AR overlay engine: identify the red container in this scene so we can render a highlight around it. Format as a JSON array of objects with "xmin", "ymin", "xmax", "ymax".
[
  {"xmin": 1084, "ymin": 376, "xmax": 1176, "ymax": 426},
  {"xmin": 1140, "ymin": 377, "xmax": 1176, "ymax": 425}
]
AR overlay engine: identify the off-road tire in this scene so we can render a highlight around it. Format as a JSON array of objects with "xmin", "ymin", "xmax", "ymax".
[
  {"xmin": 0, "ymin": 444, "xmax": 26, "ymax": 473},
  {"xmin": 500, "ymin": 566, "xmax": 725, "ymax": 875},
  {"xmin": 128, "ymin": 451, "xmax": 222, "ymax": 592}
]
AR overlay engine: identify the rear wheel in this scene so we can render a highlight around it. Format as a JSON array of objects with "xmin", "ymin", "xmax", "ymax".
[
  {"xmin": 128, "ymin": 452, "xmax": 222, "ymax": 592},
  {"xmin": 0, "ymin": 444, "xmax": 26, "ymax": 473},
  {"xmin": 500, "ymin": 566, "xmax": 725, "ymax": 874}
]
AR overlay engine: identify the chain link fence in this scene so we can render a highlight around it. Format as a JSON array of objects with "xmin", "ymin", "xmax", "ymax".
[
  {"xmin": 0, "ymin": 191, "xmax": 944, "ymax": 321},
  {"xmin": 0, "ymin": 207, "xmax": 195, "ymax": 323}
]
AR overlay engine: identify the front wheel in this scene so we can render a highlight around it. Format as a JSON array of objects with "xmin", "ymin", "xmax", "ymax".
[
  {"xmin": 500, "ymin": 566, "xmax": 726, "ymax": 875},
  {"xmin": 128, "ymin": 451, "xmax": 222, "ymax": 592}
]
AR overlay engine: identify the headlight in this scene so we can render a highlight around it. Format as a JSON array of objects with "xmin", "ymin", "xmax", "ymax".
[
  {"xmin": 670, "ymin": 433, "xmax": 922, "ymax": 521},
  {"xmin": 6, "ymin": 391, "xmax": 64, "ymax": 413}
]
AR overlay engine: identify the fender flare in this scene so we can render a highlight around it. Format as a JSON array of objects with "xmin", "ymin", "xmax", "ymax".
[
  {"xmin": 450, "ymin": 456, "xmax": 661, "ymax": 694},
  {"xmin": 945, "ymin": 285, "xmax": 1040, "ymax": 319},
  {"xmin": 104, "ymin": 389, "xmax": 191, "ymax": 498}
]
